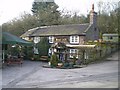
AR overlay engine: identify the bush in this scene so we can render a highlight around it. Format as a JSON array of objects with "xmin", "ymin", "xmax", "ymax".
[
  {"xmin": 22, "ymin": 46, "xmax": 34, "ymax": 60},
  {"xmin": 37, "ymin": 37, "xmax": 50, "ymax": 57},
  {"xmin": 73, "ymin": 56, "xmax": 77, "ymax": 65},
  {"xmin": 32, "ymin": 54, "xmax": 40, "ymax": 60},
  {"xmin": 50, "ymin": 54, "xmax": 58, "ymax": 67},
  {"xmin": 58, "ymin": 60, "xmax": 63, "ymax": 63}
]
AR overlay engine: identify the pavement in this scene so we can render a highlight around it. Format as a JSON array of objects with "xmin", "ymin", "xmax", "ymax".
[{"xmin": 1, "ymin": 51, "xmax": 119, "ymax": 88}]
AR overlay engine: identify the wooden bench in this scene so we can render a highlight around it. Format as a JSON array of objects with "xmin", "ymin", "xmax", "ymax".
[
  {"xmin": 6, "ymin": 56, "xmax": 23, "ymax": 66},
  {"xmin": 40, "ymin": 56, "xmax": 48, "ymax": 61}
]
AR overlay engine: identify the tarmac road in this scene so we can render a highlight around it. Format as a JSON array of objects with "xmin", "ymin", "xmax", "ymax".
[{"xmin": 2, "ymin": 51, "xmax": 119, "ymax": 88}]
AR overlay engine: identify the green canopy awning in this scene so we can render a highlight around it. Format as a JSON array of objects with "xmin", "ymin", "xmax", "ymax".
[{"xmin": 2, "ymin": 32, "xmax": 33, "ymax": 45}]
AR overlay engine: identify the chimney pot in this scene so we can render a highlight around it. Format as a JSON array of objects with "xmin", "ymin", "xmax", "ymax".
[{"xmin": 92, "ymin": 4, "xmax": 94, "ymax": 11}]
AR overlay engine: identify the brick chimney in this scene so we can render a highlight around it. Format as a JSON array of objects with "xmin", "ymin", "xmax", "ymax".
[{"xmin": 90, "ymin": 4, "xmax": 97, "ymax": 26}]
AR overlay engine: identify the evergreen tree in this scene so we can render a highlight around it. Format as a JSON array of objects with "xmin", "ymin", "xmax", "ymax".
[
  {"xmin": 31, "ymin": 0, "xmax": 61, "ymax": 25},
  {"xmin": 37, "ymin": 37, "xmax": 50, "ymax": 57}
]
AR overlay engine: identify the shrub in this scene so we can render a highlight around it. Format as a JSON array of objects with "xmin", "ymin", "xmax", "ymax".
[
  {"xmin": 73, "ymin": 56, "xmax": 77, "ymax": 65},
  {"xmin": 58, "ymin": 60, "xmax": 63, "ymax": 63},
  {"xmin": 22, "ymin": 46, "xmax": 34, "ymax": 60},
  {"xmin": 50, "ymin": 54, "xmax": 58, "ymax": 67},
  {"xmin": 37, "ymin": 37, "xmax": 50, "ymax": 57},
  {"xmin": 32, "ymin": 54, "xmax": 40, "ymax": 60}
]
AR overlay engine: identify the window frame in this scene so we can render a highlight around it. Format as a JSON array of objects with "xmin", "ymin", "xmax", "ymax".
[
  {"xmin": 108, "ymin": 36, "xmax": 113, "ymax": 40},
  {"xmin": 70, "ymin": 36, "xmax": 79, "ymax": 44},
  {"xmin": 69, "ymin": 49, "xmax": 78, "ymax": 58},
  {"xmin": 49, "ymin": 36, "xmax": 54, "ymax": 43}
]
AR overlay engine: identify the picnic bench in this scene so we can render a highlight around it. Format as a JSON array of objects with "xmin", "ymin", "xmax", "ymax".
[{"xmin": 6, "ymin": 56, "xmax": 23, "ymax": 66}]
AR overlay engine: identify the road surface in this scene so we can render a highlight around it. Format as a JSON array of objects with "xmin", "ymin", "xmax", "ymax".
[{"xmin": 2, "ymin": 51, "xmax": 119, "ymax": 88}]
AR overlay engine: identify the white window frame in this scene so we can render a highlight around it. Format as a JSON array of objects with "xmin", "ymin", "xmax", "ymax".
[
  {"xmin": 70, "ymin": 36, "xmax": 79, "ymax": 44},
  {"xmin": 48, "ymin": 48, "xmax": 52, "ymax": 54},
  {"xmin": 108, "ymin": 36, "xmax": 113, "ymax": 40},
  {"xmin": 48, "ymin": 48, "xmax": 55, "ymax": 56},
  {"xmin": 84, "ymin": 52, "xmax": 88, "ymax": 59},
  {"xmin": 33, "ymin": 37, "xmax": 40, "ymax": 43},
  {"xmin": 69, "ymin": 49, "xmax": 78, "ymax": 58},
  {"xmin": 49, "ymin": 36, "xmax": 54, "ymax": 43}
]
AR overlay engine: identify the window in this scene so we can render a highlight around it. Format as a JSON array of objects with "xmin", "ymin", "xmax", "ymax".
[
  {"xmin": 94, "ymin": 28, "xmax": 97, "ymax": 31},
  {"xmin": 49, "ymin": 36, "xmax": 54, "ymax": 43},
  {"xmin": 48, "ymin": 48, "xmax": 52, "ymax": 54},
  {"xmin": 70, "ymin": 36, "xmax": 79, "ymax": 44},
  {"xmin": 84, "ymin": 52, "xmax": 88, "ymax": 59},
  {"xmin": 69, "ymin": 49, "xmax": 78, "ymax": 58},
  {"xmin": 33, "ymin": 37, "xmax": 40, "ymax": 43},
  {"xmin": 48, "ymin": 48, "xmax": 52, "ymax": 56},
  {"xmin": 108, "ymin": 36, "xmax": 113, "ymax": 39}
]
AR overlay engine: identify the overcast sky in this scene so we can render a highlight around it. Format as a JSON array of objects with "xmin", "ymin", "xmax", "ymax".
[{"xmin": 0, "ymin": 0, "xmax": 119, "ymax": 25}]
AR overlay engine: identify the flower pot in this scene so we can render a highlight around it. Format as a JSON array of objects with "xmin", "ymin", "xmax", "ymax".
[{"xmin": 58, "ymin": 63, "xmax": 63, "ymax": 66}]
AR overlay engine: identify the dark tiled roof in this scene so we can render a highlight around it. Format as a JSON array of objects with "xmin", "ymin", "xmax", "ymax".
[
  {"xmin": 20, "ymin": 27, "xmax": 40, "ymax": 37},
  {"xmin": 21, "ymin": 23, "xmax": 91, "ymax": 37},
  {"xmin": 103, "ymin": 34, "xmax": 118, "ymax": 36}
]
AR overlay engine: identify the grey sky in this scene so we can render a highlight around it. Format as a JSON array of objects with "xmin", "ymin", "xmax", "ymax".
[{"xmin": 0, "ymin": 0, "xmax": 119, "ymax": 25}]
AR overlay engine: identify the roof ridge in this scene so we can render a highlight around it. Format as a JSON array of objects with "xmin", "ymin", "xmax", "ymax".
[
  {"xmin": 28, "ymin": 27, "xmax": 40, "ymax": 31},
  {"xmin": 84, "ymin": 24, "xmax": 92, "ymax": 33},
  {"xmin": 38, "ymin": 23, "xmax": 90, "ymax": 28}
]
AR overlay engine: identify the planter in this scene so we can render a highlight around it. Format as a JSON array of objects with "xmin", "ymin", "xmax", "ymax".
[
  {"xmin": 31, "ymin": 58, "xmax": 34, "ymax": 60},
  {"xmin": 58, "ymin": 63, "xmax": 63, "ymax": 67}
]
